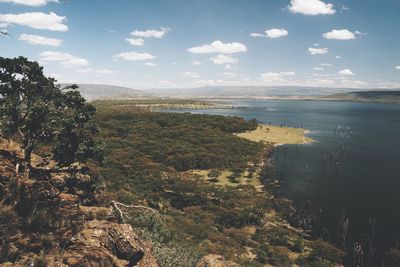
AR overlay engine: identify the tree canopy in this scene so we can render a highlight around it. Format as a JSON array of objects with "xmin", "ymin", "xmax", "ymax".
[{"xmin": 0, "ymin": 56, "xmax": 103, "ymax": 176}]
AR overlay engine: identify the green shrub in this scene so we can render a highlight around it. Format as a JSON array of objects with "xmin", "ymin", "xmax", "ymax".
[
  {"xmin": 291, "ymin": 237, "xmax": 305, "ymax": 253},
  {"xmin": 307, "ymin": 240, "xmax": 345, "ymax": 265}
]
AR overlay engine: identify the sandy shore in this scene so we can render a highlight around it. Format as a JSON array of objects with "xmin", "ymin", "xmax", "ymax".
[{"xmin": 234, "ymin": 124, "xmax": 314, "ymax": 145}]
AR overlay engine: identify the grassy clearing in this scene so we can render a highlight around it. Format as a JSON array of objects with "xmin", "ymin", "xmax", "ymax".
[
  {"xmin": 185, "ymin": 168, "xmax": 263, "ymax": 189},
  {"xmin": 235, "ymin": 124, "xmax": 314, "ymax": 145}
]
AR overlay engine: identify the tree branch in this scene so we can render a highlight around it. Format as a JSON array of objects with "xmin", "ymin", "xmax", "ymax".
[{"xmin": 110, "ymin": 201, "xmax": 158, "ymax": 224}]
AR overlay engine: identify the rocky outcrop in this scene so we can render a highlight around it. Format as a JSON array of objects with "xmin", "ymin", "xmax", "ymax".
[
  {"xmin": 62, "ymin": 220, "xmax": 159, "ymax": 267},
  {"xmin": 0, "ymin": 152, "xmax": 159, "ymax": 267},
  {"xmin": 196, "ymin": 254, "xmax": 239, "ymax": 267}
]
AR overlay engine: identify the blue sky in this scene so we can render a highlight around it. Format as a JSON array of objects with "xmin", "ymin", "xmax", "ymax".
[{"xmin": 0, "ymin": 0, "xmax": 399, "ymax": 90}]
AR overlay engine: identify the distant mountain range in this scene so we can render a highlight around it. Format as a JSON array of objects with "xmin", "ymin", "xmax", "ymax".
[
  {"xmin": 145, "ymin": 86, "xmax": 383, "ymax": 97},
  {"xmin": 60, "ymin": 84, "xmax": 149, "ymax": 100},
  {"xmin": 59, "ymin": 84, "xmax": 400, "ymax": 104}
]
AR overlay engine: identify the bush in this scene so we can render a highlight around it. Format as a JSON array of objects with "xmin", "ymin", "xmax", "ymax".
[
  {"xmin": 291, "ymin": 237, "xmax": 305, "ymax": 253},
  {"xmin": 307, "ymin": 240, "xmax": 345, "ymax": 265},
  {"xmin": 0, "ymin": 201, "xmax": 16, "ymax": 225}
]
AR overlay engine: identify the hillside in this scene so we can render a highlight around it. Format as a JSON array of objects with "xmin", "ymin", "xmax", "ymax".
[
  {"xmin": 0, "ymin": 140, "xmax": 160, "ymax": 266},
  {"xmin": 60, "ymin": 83, "xmax": 150, "ymax": 100},
  {"xmin": 145, "ymin": 85, "xmax": 358, "ymax": 98},
  {"xmin": 321, "ymin": 90, "xmax": 400, "ymax": 104},
  {"xmin": 0, "ymin": 139, "xmax": 242, "ymax": 267},
  {"xmin": 0, "ymin": 99, "xmax": 347, "ymax": 266}
]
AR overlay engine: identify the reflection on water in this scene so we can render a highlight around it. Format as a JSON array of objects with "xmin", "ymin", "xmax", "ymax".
[{"xmin": 167, "ymin": 99, "xmax": 400, "ymax": 266}]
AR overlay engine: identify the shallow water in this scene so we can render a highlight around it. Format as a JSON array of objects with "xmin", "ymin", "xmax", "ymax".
[{"xmin": 166, "ymin": 99, "xmax": 400, "ymax": 263}]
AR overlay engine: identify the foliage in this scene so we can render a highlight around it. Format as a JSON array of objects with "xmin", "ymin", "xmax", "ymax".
[
  {"xmin": 93, "ymin": 105, "xmax": 260, "ymax": 172},
  {"xmin": 0, "ymin": 57, "xmax": 103, "ymax": 174},
  {"xmin": 88, "ymin": 101, "xmax": 344, "ymax": 266},
  {"xmin": 124, "ymin": 207, "xmax": 202, "ymax": 266},
  {"xmin": 0, "ymin": 201, "xmax": 15, "ymax": 225},
  {"xmin": 302, "ymin": 240, "xmax": 345, "ymax": 265}
]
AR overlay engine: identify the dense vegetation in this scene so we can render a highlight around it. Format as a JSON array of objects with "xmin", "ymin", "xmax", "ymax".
[
  {"xmin": 323, "ymin": 90, "xmax": 400, "ymax": 104},
  {"xmin": 87, "ymin": 101, "xmax": 345, "ymax": 266}
]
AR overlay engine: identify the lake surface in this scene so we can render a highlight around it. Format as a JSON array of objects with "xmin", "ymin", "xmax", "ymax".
[{"xmin": 167, "ymin": 99, "xmax": 400, "ymax": 265}]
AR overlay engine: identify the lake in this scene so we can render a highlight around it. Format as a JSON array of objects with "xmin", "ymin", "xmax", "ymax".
[{"xmin": 167, "ymin": 99, "xmax": 400, "ymax": 265}]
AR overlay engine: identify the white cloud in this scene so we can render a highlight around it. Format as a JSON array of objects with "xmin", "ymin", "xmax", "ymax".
[
  {"xmin": 308, "ymin": 47, "xmax": 328, "ymax": 55},
  {"xmin": 335, "ymin": 56, "xmax": 342, "ymax": 59},
  {"xmin": 192, "ymin": 61, "xmax": 202, "ymax": 66},
  {"xmin": 96, "ymin": 68, "xmax": 117, "ymax": 74},
  {"xmin": 77, "ymin": 68, "xmax": 116, "ymax": 74},
  {"xmin": 313, "ymin": 67, "xmax": 324, "ymax": 71},
  {"xmin": 288, "ymin": 0, "xmax": 335, "ymax": 15},
  {"xmin": 126, "ymin": 38, "xmax": 144, "ymax": 46},
  {"xmin": 0, "ymin": 12, "xmax": 67, "ymax": 31},
  {"xmin": 209, "ymin": 54, "xmax": 238, "ymax": 64},
  {"xmin": 395, "ymin": 66, "xmax": 400, "ymax": 70},
  {"xmin": 250, "ymin": 32, "xmax": 264, "ymax": 38},
  {"xmin": 113, "ymin": 52, "xmax": 155, "ymax": 61},
  {"xmin": 312, "ymin": 73, "xmax": 333, "ymax": 77},
  {"xmin": 130, "ymin": 27, "xmax": 170, "ymax": 38},
  {"xmin": 0, "ymin": 0, "xmax": 58, "ymax": 6},
  {"xmin": 19, "ymin": 33, "xmax": 62, "ymax": 46},
  {"xmin": 77, "ymin": 68, "xmax": 93, "ymax": 73},
  {"xmin": 321, "ymin": 63, "xmax": 332, "ymax": 67},
  {"xmin": 338, "ymin": 69, "xmax": 354, "ymax": 75},
  {"xmin": 222, "ymin": 72, "xmax": 235, "ymax": 78},
  {"xmin": 250, "ymin": 28, "xmax": 288, "ymax": 39},
  {"xmin": 323, "ymin": 29, "xmax": 359, "ymax": 40},
  {"xmin": 39, "ymin": 51, "xmax": 88, "ymax": 67},
  {"xmin": 188, "ymin": 40, "xmax": 247, "ymax": 54},
  {"xmin": 182, "ymin": 71, "xmax": 200, "ymax": 78},
  {"xmin": 145, "ymin": 62, "xmax": 157, "ymax": 67},
  {"xmin": 261, "ymin": 71, "xmax": 295, "ymax": 83},
  {"xmin": 265, "ymin": 28, "xmax": 288, "ymax": 38}
]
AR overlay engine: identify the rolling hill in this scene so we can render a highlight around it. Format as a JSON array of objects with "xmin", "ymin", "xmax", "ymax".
[
  {"xmin": 145, "ymin": 86, "xmax": 359, "ymax": 98},
  {"xmin": 321, "ymin": 90, "xmax": 400, "ymax": 104},
  {"xmin": 60, "ymin": 83, "xmax": 150, "ymax": 100}
]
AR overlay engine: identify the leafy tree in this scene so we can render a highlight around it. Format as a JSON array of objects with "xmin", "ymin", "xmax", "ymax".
[{"xmin": 0, "ymin": 56, "xmax": 104, "ymax": 177}]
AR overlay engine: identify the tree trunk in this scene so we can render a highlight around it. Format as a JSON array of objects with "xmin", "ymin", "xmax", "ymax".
[{"xmin": 22, "ymin": 146, "xmax": 33, "ymax": 178}]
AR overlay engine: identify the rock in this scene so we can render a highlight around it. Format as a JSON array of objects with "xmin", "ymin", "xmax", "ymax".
[
  {"xmin": 63, "ymin": 220, "xmax": 159, "ymax": 267},
  {"xmin": 0, "ymin": 152, "xmax": 159, "ymax": 267},
  {"xmin": 196, "ymin": 254, "xmax": 239, "ymax": 267}
]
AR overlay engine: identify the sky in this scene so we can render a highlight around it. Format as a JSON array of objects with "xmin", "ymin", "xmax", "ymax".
[{"xmin": 0, "ymin": 0, "xmax": 399, "ymax": 90}]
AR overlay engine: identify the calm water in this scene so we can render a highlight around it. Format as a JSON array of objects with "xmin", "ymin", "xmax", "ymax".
[{"xmin": 168, "ymin": 99, "xmax": 400, "ymax": 264}]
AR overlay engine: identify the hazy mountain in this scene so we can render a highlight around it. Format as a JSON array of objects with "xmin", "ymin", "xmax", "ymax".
[
  {"xmin": 322, "ymin": 90, "xmax": 400, "ymax": 104},
  {"xmin": 145, "ymin": 86, "xmax": 371, "ymax": 98},
  {"xmin": 58, "ymin": 84, "xmax": 400, "ymax": 102},
  {"xmin": 60, "ymin": 84, "xmax": 149, "ymax": 100}
]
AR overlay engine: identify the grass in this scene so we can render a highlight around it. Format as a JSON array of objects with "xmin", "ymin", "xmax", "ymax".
[
  {"xmin": 185, "ymin": 168, "xmax": 263, "ymax": 188},
  {"xmin": 235, "ymin": 124, "xmax": 314, "ymax": 145}
]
